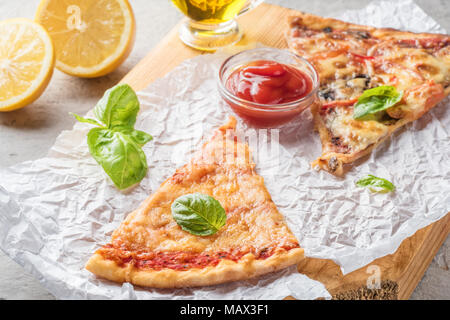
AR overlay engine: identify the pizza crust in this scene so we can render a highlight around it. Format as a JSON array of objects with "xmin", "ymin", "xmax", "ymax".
[{"xmin": 86, "ymin": 248, "xmax": 303, "ymax": 288}]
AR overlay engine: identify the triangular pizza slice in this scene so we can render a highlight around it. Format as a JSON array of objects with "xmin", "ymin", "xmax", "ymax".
[
  {"xmin": 86, "ymin": 117, "xmax": 303, "ymax": 288},
  {"xmin": 287, "ymin": 13, "xmax": 449, "ymax": 175}
]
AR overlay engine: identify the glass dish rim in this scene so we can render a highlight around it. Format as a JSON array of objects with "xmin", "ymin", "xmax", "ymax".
[{"xmin": 217, "ymin": 47, "xmax": 319, "ymax": 112}]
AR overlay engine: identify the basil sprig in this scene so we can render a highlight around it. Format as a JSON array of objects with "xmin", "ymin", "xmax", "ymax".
[
  {"xmin": 356, "ymin": 175, "xmax": 396, "ymax": 193},
  {"xmin": 71, "ymin": 84, "xmax": 152, "ymax": 190},
  {"xmin": 171, "ymin": 193, "xmax": 227, "ymax": 236},
  {"xmin": 353, "ymin": 86, "xmax": 403, "ymax": 120}
]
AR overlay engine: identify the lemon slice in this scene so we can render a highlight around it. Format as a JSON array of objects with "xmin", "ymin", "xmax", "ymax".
[
  {"xmin": 0, "ymin": 18, "xmax": 55, "ymax": 112},
  {"xmin": 35, "ymin": 0, "xmax": 135, "ymax": 78}
]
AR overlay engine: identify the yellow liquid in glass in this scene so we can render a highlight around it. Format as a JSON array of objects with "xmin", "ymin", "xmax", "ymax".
[{"xmin": 172, "ymin": 0, "xmax": 248, "ymax": 23}]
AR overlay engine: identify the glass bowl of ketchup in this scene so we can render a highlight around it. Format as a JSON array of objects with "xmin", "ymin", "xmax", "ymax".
[{"xmin": 218, "ymin": 48, "xmax": 319, "ymax": 127}]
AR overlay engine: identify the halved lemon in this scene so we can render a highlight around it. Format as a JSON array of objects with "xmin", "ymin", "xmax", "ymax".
[
  {"xmin": 0, "ymin": 18, "xmax": 55, "ymax": 112},
  {"xmin": 35, "ymin": 0, "xmax": 136, "ymax": 78}
]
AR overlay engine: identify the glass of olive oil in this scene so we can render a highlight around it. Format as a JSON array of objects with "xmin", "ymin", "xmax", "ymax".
[{"xmin": 171, "ymin": 0, "xmax": 263, "ymax": 51}]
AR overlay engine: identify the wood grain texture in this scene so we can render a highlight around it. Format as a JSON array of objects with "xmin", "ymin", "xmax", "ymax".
[
  {"xmin": 121, "ymin": 3, "xmax": 298, "ymax": 91},
  {"xmin": 119, "ymin": 2, "xmax": 450, "ymax": 299},
  {"xmin": 298, "ymin": 213, "xmax": 449, "ymax": 299}
]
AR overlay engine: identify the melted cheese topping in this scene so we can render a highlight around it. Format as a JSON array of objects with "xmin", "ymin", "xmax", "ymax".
[
  {"xmin": 325, "ymin": 107, "xmax": 389, "ymax": 152},
  {"xmin": 291, "ymin": 37, "xmax": 344, "ymax": 60},
  {"xmin": 315, "ymin": 53, "xmax": 363, "ymax": 82},
  {"xmin": 327, "ymin": 78, "xmax": 369, "ymax": 100},
  {"xmin": 372, "ymin": 44, "xmax": 450, "ymax": 88},
  {"xmin": 106, "ymin": 119, "xmax": 299, "ymax": 258}
]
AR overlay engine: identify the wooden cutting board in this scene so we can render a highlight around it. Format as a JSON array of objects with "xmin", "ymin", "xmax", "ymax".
[{"xmin": 120, "ymin": 3, "xmax": 450, "ymax": 300}]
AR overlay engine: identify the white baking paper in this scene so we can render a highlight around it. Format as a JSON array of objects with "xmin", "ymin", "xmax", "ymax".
[{"xmin": 0, "ymin": 0, "xmax": 449, "ymax": 300}]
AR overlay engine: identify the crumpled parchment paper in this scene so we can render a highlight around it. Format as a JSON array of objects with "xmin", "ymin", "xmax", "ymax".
[{"xmin": 0, "ymin": 0, "xmax": 449, "ymax": 299}]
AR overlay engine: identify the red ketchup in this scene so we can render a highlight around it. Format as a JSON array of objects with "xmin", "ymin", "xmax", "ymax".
[{"xmin": 224, "ymin": 60, "xmax": 314, "ymax": 127}]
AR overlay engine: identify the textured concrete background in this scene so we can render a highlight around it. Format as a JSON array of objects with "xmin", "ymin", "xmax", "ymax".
[{"xmin": 0, "ymin": 0, "xmax": 448, "ymax": 300}]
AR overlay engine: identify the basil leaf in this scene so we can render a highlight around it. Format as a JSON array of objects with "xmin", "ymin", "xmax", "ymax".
[
  {"xmin": 353, "ymin": 86, "xmax": 403, "ymax": 120},
  {"xmin": 94, "ymin": 84, "xmax": 140, "ymax": 129},
  {"xmin": 87, "ymin": 128, "xmax": 148, "ymax": 190},
  {"xmin": 171, "ymin": 193, "xmax": 227, "ymax": 236},
  {"xmin": 72, "ymin": 84, "xmax": 153, "ymax": 190},
  {"xmin": 113, "ymin": 126, "xmax": 153, "ymax": 146},
  {"xmin": 356, "ymin": 175, "xmax": 396, "ymax": 193},
  {"xmin": 70, "ymin": 113, "xmax": 102, "ymax": 127}
]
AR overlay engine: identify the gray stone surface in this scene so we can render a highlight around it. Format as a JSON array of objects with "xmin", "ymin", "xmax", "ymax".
[{"xmin": 0, "ymin": 0, "xmax": 448, "ymax": 300}]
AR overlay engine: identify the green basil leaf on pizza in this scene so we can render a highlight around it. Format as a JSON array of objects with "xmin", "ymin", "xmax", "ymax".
[
  {"xmin": 171, "ymin": 193, "xmax": 227, "ymax": 236},
  {"xmin": 353, "ymin": 86, "xmax": 403, "ymax": 120}
]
